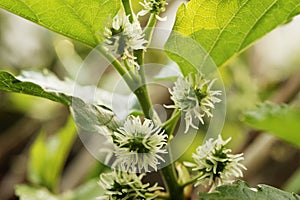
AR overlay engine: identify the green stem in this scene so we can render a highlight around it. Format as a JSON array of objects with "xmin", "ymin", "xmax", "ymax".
[
  {"xmin": 124, "ymin": 60, "xmax": 141, "ymax": 85},
  {"xmin": 180, "ymin": 173, "xmax": 203, "ymax": 189},
  {"xmin": 162, "ymin": 109, "xmax": 181, "ymax": 139},
  {"xmin": 131, "ymin": 13, "xmax": 160, "ymax": 118},
  {"xmin": 144, "ymin": 13, "xmax": 157, "ymax": 43},
  {"xmin": 134, "ymin": 85, "xmax": 152, "ymax": 119},
  {"xmin": 134, "ymin": 14, "xmax": 157, "ymax": 85},
  {"xmin": 97, "ymin": 46, "xmax": 126, "ymax": 76},
  {"xmin": 160, "ymin": 163, "xmax": 184, "ymax": 200},
  {"xmin": 119, "ymin": 1, "xmax": 184, "ymax": 199},
  {"xmin": 160, "ymin": 110, "xmax": 184, "ymax": 199},
  {"xmin": 131, "ymin": 14, "xmax": 159, "ymax": 118},
  {"xmin": 120, "ymin": 0, "xmax": 153, "ymax": 118},
  {"xmin": 96, "ymin": 46, "xmax": 134, "ymax": 88},
  {"xmin": 121, "ymin": 0, "xmax": 134, "ymax": 23},
  {"xmin": 136, "ymin": 13, "xmax": 157, "ymax": 84},
  {"xmin": 134, "ymin": 49, "xmax": 146, "ymax": 84}
]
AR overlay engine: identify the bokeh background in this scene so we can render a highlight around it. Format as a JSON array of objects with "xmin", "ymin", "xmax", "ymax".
[{"xmin": 1, "ymin": 0, "xmax": 300, "ymax": 199}]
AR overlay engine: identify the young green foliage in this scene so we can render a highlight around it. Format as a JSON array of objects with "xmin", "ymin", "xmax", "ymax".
[
  {"xmin": 28, "ymin": 117, "xmax": 77, "ymax": 192},
  {"xmin": 167, "ymin": 0, "xmax": 300, "ymax": 72},
  {"xmin": 15, "ymin": 185, "xmax": 68, "ymax": 200},
  {"xmin": 16, "ymin": 179, "xmax": 105, "ymax": 200},
  {"xmin": 1, "ymin": 0, "xmax": 300, "ymax": 199},
  {"xmin": 0, "ymin": 71, "xmax": 71, "ymax": 105},
  {"xmin": 0, "ymin": 0, "xmax": 120, "ymax": 47},
  {"xmin": 244, "ymin": 102, "xmax": 300, "ymax": 148},
  {"xmin": 199, "ymin": 180, "xmax": 300, "ymax": 200},
  {"xmin": 0, "ymin": 71, "xmax": 121, "ymax": 132},
  {"xmin": 72, "ymin": 178, "xmax": 105, "ymax": 200}
]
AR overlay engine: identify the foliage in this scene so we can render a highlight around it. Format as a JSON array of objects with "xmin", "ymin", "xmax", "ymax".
[
  {"xmin": 0, "ymin": 71, "xmax": 120, "ymax": 133},
  {"xmin": 166, "ymin": 0, "xmax": 300, "ymax": 74},
  {"xmin": 16, "ymin": 179, "xmax": 103, "ymax": 200},
  {"xmin": 0, "ymin": 71, "xmax": 71, "ymax": 105},
  {"xmin": 28, "ymin": 117, "xmax": 76, "ymax": 192},
  {"xmin": 199, "ymin": 180, "xmax": 300, "ymax": 200},
  {"xmin": 244, "ymin": 102, "xmax": 300, "ymax": 147},
  {"xmin": 0, "ymin": 0, "xmax": 120, "ymax": 47},
  {"xmin": 15, "ymin": 185, "xmax": 68, "ymax": 200},
  {"xmin": 0, "ymin": 0, "xmax": 300, "ymax": 199}
]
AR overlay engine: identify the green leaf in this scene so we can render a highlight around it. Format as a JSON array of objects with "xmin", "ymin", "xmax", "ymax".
[
  {"xmin": 199, "ymin": 180, "xmax": 300, "ymax": 200},
  {"xmin": 0, "ymin": 0, "xmax": 120, "ymax": 47},
  {"xmin": 167, "ymin": 0, "xmax": 300, "ymax": 69},
  {"xmin": 243, "ymin": 102, "xmax": 300, "ymax": 147},
  {"xmin": 28, "ymin": 117, "xmax": 77, "ymax": 192},
  {"xmin": 0, "ymin": 71, "xmax": 71, "ymax": 105},
  {"xmin": 71, "ymin": 98, "xmax": 121, "ymax": 132},
  {"xmin": 165, "ymin": 32, "xmax": 213, "ymax": 76},
  {"xmin": 15, "ymin": 185, "xmax": 62, "ymax": 200},
  {"xmin": 72, "ymin": 178, "xmax": 104, "ymax": 200},
  {"xmin": 0, "ymin": 71, "xmax": 121, "ymax": 132},
  {"xmin": 16, "ymin": 178, "xmax": 103, "ymax": 200}
]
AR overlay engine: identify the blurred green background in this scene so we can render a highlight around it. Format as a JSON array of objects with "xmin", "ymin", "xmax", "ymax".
[{"xmin": 1, "ymin": 0, "xmax": 300, "ymax": 199}]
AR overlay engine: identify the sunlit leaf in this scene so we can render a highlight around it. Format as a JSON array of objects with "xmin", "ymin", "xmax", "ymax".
[
  {"xmin": 167, "ymin": 0, "xmax": 300, "ymax": 72},
  {"xmin": 0, "ymin": 0, "xmax": 120, "ymax": 47},
  {"xmin": 28, "ymin": 117, "xmax": 77, "ymax": 192},
  {"xmin": 17, "ymin": 70, "xmax": 135, "ymax": 121},
  {"xmin": 200, "ymin": 180, "xmax": 300, "ymax": 200},
  {"xmin": 0, "ymin": 71, "xmax": 122, "ymax": 132},
  {"xmin": 244, "ymin": 102, "xmax": 300, "ymax": 147},
  {"xmin": 0, "ymin": 71, "xmax": 71, "ymax": 105}
]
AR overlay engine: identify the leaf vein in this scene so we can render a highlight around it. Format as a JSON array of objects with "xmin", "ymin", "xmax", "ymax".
[
  {"xmin": 200, "ymin": 0, "xmax": 251, "ymax": 66},
  {"xmin": 237, "ymin": 1, "xmax": 278, "ymax": 51},
  {"xmin": 60, "ymin": 0, "xmax": 97, "ymax": 42},
  {"xmin": 16, "ymin": 0, "xmax": 39, "ymax": 20}
]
